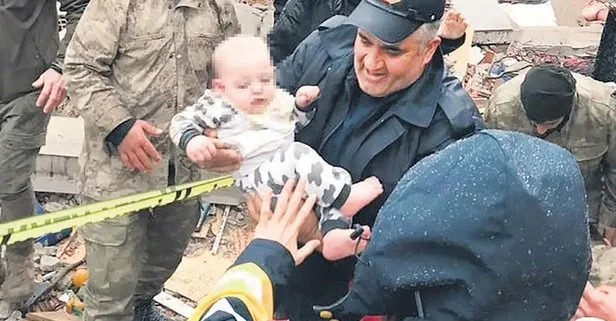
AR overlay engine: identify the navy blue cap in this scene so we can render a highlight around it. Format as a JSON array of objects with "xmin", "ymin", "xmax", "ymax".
[{"xmin": 346, "ymin": 0, "xmax": 446, "ymax": 44}]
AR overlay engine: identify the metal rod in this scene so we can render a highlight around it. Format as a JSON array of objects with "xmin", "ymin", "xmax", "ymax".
[{"xmin": 211, "ymin": 205, "xmax": 230, "ymax": 255}]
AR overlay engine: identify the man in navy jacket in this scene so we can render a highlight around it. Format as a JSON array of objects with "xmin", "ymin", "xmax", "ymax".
[{"xmin": 201, "ymin": 0, "xmax": 483, "ymax": 319}]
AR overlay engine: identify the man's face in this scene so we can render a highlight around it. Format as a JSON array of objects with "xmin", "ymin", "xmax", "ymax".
[
  {"xmin": 530, "ymin": 117, "xmax": 564, "ymax": 136},
  {"xmin": 353, "ymin": 28, "xmax": 441, "ymax": 97}
]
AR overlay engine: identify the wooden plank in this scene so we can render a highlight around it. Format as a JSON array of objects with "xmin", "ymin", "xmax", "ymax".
[
  {"xmin": 165, "ymin": 252, "xmax": 234, "ymax": 302},
  {"xmin": 26, "ymin": 310, "xmax": 80, "ymax": 321},
  {"xmin": 153, "ymin": 291, "xmax": 195, "ymax": 318}
]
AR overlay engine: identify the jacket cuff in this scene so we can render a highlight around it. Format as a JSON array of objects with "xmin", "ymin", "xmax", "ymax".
[
  {"xmin": 441, "ymin": 33, "xmax": 466, "ymax": 55},
  {"xmin": 331, "ymin": 184, "xmax": 351, "ymax": 209},
  {"xmin": 321, "ymin": 219, "xmax": 351, "ymax": 235},
  {"xmin": 179, "ymin": 129, "xmax": 202, "ymax": 151},
  {"xmin": 105, "ymin": 118, "xmax": 136, "ymax": 147},
  {"xmin": 50, "ymin": 59, "xmax": 64, "ymax": 74},
  {"xmin": 233, "ymin": 239, "xmax": 295, "ymax": 301},
  {"xmin": 97, "ymin": 106, "xmax": 134, "ymax": 135}
]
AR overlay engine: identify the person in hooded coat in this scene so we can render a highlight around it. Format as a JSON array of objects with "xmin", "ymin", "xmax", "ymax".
[
  {"xmin": 267, "ymin": 0, "xmax": 469, "ymax": 64},
  {"xmin": 187, "ymin": 129, "xmax": 592, "ymax": 321}
]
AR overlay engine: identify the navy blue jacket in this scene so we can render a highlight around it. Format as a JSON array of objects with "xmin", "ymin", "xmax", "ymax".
[{"xmin": 277, "ymin": 16, "xmax": 484, "ymax": 227}]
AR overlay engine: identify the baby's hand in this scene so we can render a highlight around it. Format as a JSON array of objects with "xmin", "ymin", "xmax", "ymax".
[
  {"xmin": 186, "ymin": 135, "xmax": 217, "ymax": 165},
  {"xmin": 295, "ymin": 86, "xmax": 320, "ymax": 110}
]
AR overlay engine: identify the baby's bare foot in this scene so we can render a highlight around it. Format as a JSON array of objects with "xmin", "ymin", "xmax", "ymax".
[
  {"xmin": 340, "ymin": 176, "xmax": 383, "ymax": 217},
  {"xmin": 321, "ymin": 227, "xmax": 371, "ymax": 261}
]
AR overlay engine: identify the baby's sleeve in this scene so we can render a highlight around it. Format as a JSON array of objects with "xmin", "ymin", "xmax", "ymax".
[{"xmin": 169, "ymin": 91, "xmax": 235, "ymax": 151}]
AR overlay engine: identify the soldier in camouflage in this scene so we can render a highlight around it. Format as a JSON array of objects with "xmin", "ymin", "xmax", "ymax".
[
  {"xmin": 0, "ymin": 1, "xmax": 88, "ymax": 318},
  {"xmin": 63, "ymin": 1, "xmax": 239, "ymax": 320},
  {"xmin": 484, "ymin": 64, "xmax": 616, "ymax": 247}
]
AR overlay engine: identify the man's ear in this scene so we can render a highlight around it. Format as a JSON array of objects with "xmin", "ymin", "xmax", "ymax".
[{"xmin": 422, "ymin": 37, "xmax": 442, "ymax": 66}]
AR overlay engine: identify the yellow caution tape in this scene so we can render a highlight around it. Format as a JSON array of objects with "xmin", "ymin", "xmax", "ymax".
[{"xmin": 0, "ymin": 176, "xmax": 234, "ymax": 245}]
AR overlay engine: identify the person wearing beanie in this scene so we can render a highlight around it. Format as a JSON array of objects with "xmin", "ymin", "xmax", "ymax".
[{"xmin": 484, "ymin": 64, "xmax": 616, "ymax": 249}]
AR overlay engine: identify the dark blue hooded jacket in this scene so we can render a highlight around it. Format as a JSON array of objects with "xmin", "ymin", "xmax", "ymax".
[{"xmin": 314, "ymin": 130, "xmax": 591, "ymax": 321}]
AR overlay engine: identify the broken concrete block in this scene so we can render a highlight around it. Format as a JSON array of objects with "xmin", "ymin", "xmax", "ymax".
[
  {"xmin": 40, "ymin": 255, "xmax": 61, "ymax": 272},
  {"xmin": 33, "ymin": 243, "xmax": 46, "ymax": 257},
  {"xmin": 44, "ymin": 246, "xmax": 58, "ymax": 256}
]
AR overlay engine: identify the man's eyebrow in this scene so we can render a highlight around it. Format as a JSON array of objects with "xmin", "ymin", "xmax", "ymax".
[
  {"xmin": 358, "ymin": 31, "xmax": 403, "ymax": 52},
  {"xmin": 381, "ymin": 43, "xmax": 402, "ymax": 52}
]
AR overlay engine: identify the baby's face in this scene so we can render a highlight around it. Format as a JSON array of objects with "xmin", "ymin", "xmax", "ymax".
[{"xmin": 215, "ymin": 51, "xmax": 276, "ymax": 114}]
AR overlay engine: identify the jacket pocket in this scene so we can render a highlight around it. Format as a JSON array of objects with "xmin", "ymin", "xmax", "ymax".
[
  {"xmin": 186, "ymin": 34, "xmax": 221, "ymax": 83},
  {"xmin": 1, "ymin": 91, "xmax": 51, "ymax": 150},
  {"xmin": 80, "ymin": 215, "xmax": 140, "ymax": 246},
  {"xmin": 571, "ymin": 144, "xmax": 606, "ymax": 186}
]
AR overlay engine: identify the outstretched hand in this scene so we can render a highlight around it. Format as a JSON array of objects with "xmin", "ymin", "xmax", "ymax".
[
  {"xmin": 251, "ymin": 179, "xmax": 322, "ymax": 265},
  {"xmin": 573, "ymin": 282, "xmax": 616, "ymax": 321},
  {"xmin": 438, "ymin": 10, "xmax": 468, "ymax": 40}
]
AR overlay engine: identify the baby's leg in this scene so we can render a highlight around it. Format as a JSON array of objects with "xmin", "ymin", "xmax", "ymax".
[
  {"xmin": 241, "ymin": 142, "xmax": 382, "ymax": 216},
  {"xmin": 288, "ymin": 142, "xmax": 383, "ymax": 217}
]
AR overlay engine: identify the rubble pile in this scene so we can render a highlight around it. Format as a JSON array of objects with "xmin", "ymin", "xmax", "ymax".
[{"xmin": 452, "ymin": 40, "xmax": 599, "ymax": 113}]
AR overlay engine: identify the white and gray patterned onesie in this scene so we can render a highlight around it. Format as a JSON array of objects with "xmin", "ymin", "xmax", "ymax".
[{"xmin": 170, "ymin": 89, "xmax": 354, "ymax": 233}]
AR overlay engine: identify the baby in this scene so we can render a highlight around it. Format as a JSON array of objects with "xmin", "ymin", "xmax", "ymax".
[{"xmin": 170, "ymin": 35, "xmax": 382, "ymax": 261}]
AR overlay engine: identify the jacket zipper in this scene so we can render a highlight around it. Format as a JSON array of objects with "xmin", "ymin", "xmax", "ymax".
[{"xmin": 318, "ymin": 81, "xmax": 352, "ymax": 152}]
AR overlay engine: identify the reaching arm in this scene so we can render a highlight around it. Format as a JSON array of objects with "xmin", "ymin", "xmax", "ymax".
[
  {"xmin": 601, "ymin": 108, "xmax": 616, "ymax": 228},
  {"xmin": 64, "ymin": 0, "xmax": 134, "ymax": 137}
]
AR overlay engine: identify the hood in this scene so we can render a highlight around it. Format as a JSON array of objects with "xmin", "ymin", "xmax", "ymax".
[{"xmin": 314, "ymin": 130, "xmax": 591, "ymax": 321}]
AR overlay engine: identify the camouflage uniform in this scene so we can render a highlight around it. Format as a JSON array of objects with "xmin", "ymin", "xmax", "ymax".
[
  {"xmin": 484, "ymin": 71, "xmax": 616, "ymax": 231},
  {"xmin": 64, "ymin": 0, "xmax": 239, "ymax": 320},
  {"xmin": 0, "ymin": 0, "xmax": 87, "ymax": 315}
]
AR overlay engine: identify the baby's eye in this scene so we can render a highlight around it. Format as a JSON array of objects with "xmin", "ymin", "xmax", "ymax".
[
  {"xmin": 236, "ymin": 83, "xmax": 249, "ymax": 89},
  {"xmin": 260, "ymin": 76, "xmax": 272, "ymax": 83}
]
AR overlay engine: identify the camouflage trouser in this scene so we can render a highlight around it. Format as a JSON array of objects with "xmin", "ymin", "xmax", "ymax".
[
  {"xmin": 80, "ymin": 198, "xmax": 200, "ymax": 321},
  {"xmin": 238, "ymin": 142, "xmax": 353, "ymax": 231},
  {"xmin": 0, "ymin": 91, "xmax": 50, "ymax": 305}
]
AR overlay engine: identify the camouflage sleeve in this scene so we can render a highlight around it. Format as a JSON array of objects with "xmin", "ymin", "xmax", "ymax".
[
  {"xmin": 217, "ymin": 0, "xmax": 241, "ymax": 38},
  {"xmin": 64, "ymin": 0, "xmax": 133, "ymax": 135},
  {"xmin": 55, "ymin": 0, "xmax": 90, "ymax": 70},
  {"xmin": 482, "ymin": 97, "xmax": 499, "ymax": 129},
  {"xmin": 169, "ymin": 92, "xmax": 235, "ymax": 151},
  {"xmin": 601, "ymin": 108, "xmax": 616, "ymax": 227}
]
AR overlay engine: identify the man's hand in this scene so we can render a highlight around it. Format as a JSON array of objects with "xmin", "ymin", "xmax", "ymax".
[
  {"xmin": 295, "ymin": 85, "xmax": 320, "ymax": 110},
  {"xmin": 32, "ymin": 69, "xmax": 66, "ymax": 114},
  {"xmin": 198, "ymin": 128, "xmax": 242, "ymax": 173},
  {"xmin": 603, "ymin": 226, "xmax": 616, "ymax": 247},
  {"xmin": 246, "ymin": 188, "xmax": 323, "ymax": 248},
  {"xmin": 118, "ymin": 120, "xmax": 162, "ymax": 172},
  {"xmin": 438, "ymin": 11, "xmax": 468, "ymax": 40},
  {"xmin": 186, "ymin": 135, "xmax": 218, "ymax": 165},
  {"xmin": 253, "ymin": 179, "xmax": 321, "ymax": 266},
  {"xmin": 574, "ymin": 282, "xmax": 616, "ymax": 321}
]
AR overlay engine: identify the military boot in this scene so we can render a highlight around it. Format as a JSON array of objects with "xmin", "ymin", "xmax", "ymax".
[{"xmin": 133, "ymin": 298, "xmax": 174, "ymax": 321}]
